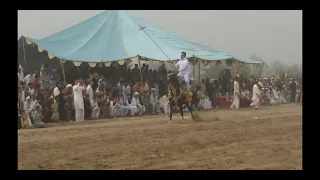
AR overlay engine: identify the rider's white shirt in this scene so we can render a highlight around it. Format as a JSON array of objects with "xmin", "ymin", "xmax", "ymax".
[{"xmin": 175, "ymin": 58, "xmax": 190, "ymax": 76}]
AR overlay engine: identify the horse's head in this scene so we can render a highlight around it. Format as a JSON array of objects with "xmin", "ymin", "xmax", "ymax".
[{"xmin": 167, "ymin": 72, "xmax": 178, "ymax": 81}]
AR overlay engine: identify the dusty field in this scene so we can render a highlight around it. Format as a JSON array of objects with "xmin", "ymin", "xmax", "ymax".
[{"xmin": 18, "ymin": 104, "xmax": 302, "ymax": 170}]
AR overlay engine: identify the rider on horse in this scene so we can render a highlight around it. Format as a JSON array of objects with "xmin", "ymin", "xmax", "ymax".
[
  {"xmin": 167, "ymin": 52, "xmax": 194, "ymax": 122},
  {"xmin": 174, "ymin": 52, "xmax": 191, "ymax": 90}
]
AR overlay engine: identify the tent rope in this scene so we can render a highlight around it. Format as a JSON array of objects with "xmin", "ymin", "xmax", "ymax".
[{"xmin": 138, "ymin": 25, "xmax": 171, "ymax": 61}]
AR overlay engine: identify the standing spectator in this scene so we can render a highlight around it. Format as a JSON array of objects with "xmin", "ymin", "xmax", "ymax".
[
  {"xmin": 147, "ymin": 69, "xmax": 153, "ymax": 84},
  {"xmin": 126, "ymin": 82, "xmax": 132, "ymax": 96},
  {"xmin": 58, "ymin": 88, "xmax": 66, "ymax": 121},
  {"xmin": 65, "ymin": 85, "xmax": 73, "ymax": 121},
  {"xmin": 289, "ymin": 78, "xmax": 297, "ymax": 103},
  {"xmin": 23, "ymin": 72, "xmax": 31, "ymax": 84},
  {"xmin": 126, "ymin": 69, "xmax": 132, "ymax": 83},
  {"xmin": 132, "ymin": 64, "xmax": 140, "ymax": 83},
  {"xmin": 83, "ymin": 94, "xmax": 92, "ymax": 120},
  {"xmin": 53, "ymin": 82, "xmax": 61, "ymax": 97},
  {"xmin": 73, "ymin": 80, "xmax": 86, "ymax": 122},
  {"xmin": 90, "ymin": 95, "xmax": 100, "ymax": 119},
  {"xmin": 150, "ymin": 88, "xmax": 160, "ymax": 114},
  {"xmin": 97, "ymin": 92, "xmax": 106, "ymax": 118},
  {"xmin": 159, "ymin": 93, "xmax": 170, "ymax": 116},
  {"xmin": 27, "ymin": 82, "xmax": 35, "ymax": 96},
  {"xmin": 230, "ymin": 76, "xmax": 240, "ymax": 109},
  {"xmin": 205, "ymin": 78, "xmax": 213, "ymax": 104},
  {"xmin": 250, "ymin": 80, "xmax": 261, "ymax": 110},
  {"xmin": 51, "ymin": 96, "xmax": 59, "ymax": 122},
  {"xmin": 35, "ymin": 89, "xmax": 44, "ymax": 106},
  {"xmin": 18, "ymin": 67, "xmax": 24, "ymax": 82},
  {"xmin": 86, "ymin": 80, "xmax": 94, "ymax": 101}
]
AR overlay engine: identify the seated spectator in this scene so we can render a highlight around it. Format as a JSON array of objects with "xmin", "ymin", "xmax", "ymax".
[
  {"xmin": 128, "ymin": 94, "xmax": 139, "ymax": 116},
  {"xmin": 33, "ymin": 105, "xmax": 47, "ymax": 128},
  {"xmin": 159, "ymin": 93, "xmax": 170, "ymax": 116},
  {"xmin": 90, "ymin": 95, "xmax": 100, "ymax": 119},
  {"xmin": 132, "ymin": 92, "xmax": 146, "ymax": 115},
  {"xmin": 110, "ymin": 96, "xmax": 121, "ymax": 117},
  {"xmin": 119, "ymin": 95, "xmax": 130, "ymax": 116},
  {"xmin": 126, "ymin": 82, "xmax": 132, "ymax": 97}
]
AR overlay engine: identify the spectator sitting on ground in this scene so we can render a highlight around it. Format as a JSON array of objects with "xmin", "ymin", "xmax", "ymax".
[{"xmin": 33, "ymin": 105, "xmax": 47, "ymax": 128}]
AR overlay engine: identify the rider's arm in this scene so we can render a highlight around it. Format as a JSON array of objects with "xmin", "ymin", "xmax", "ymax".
[{"xmin": 175, "ymin": 61, "xmax": 180, "ymax": 69}]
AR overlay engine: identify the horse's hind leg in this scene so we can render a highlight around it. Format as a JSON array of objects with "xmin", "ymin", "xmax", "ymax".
[
  {"xmin": 185, "ymin": 102, "xmax": 193, "ymax": 116},
  {"xmin": 168, "ymin": 100, "xmax": 174, "ymax": 123},
  {"xmin": 179, "ymin": 103, "xmax": 185, "ymax": 121}
]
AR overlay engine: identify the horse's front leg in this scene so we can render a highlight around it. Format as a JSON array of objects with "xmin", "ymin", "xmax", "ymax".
[
  {"xmin": 178, "ymin": 101, "xmax": 185, "ymax": 122},
  {"xmin": 185, "ymin": 102, "xmax": 193, "ymax": 116},
  {"xmin": 169, "ymin": 99, "xmax": 174, "ymax": 123}
]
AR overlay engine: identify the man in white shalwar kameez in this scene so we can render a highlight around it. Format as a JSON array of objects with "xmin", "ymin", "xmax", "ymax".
[
  {"xmin": 230, "ymin": 76, "xmax": 240, "ymax": 109},
  {"xmin": 159, "ymin": 93, "xmax": 170, "ymax": 116},
  {"xmin": 132, "ymin": 92, "xmax": 145, "ymax": 115},
  {"xmin": 53, "ymin": 83, "xmax": 60, "ymax": 97},
  {"xmin": 90, "ymin": 95, "xmax": 100, "ymax": 119},
  {"xmin": 86, "ymin": 80, "xmax": 94, "ymax": 101},
  {"xmin": 250, "ymin": 81, "xmax": 261, "ymax": 109},
  {"xmin": 150, "ymin": 88, "xmax": 160, "ymax": 114},
  {"xmin": 174, "ymin": 52, "xmax": 191, "ymax": 90},
  {"xmin": 129, "ymin": 94, "xmax": 139, "ymax": 116},
  {"xmin": 22, "ymin": 96, "xmax": 33, "ymax": 128},
  {"xmin": 73, "ymin": 81, "xmax": 86, "ymax": 121}
]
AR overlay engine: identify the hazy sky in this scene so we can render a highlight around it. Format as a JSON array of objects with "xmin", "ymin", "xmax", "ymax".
[{"xmin": 18, "ymin": 10, "xmax": 302, "ymax": 65}]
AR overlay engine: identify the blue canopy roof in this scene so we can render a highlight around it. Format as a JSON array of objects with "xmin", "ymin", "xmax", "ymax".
[
  {"xmin": 23, "ymin": 10, "xmax": 233, "ymax": 62},
  {"xmin": 234, "ymin": 57, "xmax": 263, "ymax": 64}
]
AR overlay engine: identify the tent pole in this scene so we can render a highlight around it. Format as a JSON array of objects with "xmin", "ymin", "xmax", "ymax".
[
  {"xmin": 192, "ymin": 57, "xmax": 196, "ymax": 82},
  {"xmin": 138, "ymin": 56, "xmax": 143, "ymax": 84},
  {"xmin": 198, "ymin": 58, "xmax": 201, "ymax": 83},
  {"xmin": 60, "ymin": 58, "xmax": 67, "ymax": 86},
  {"xmin": 21, "ymin": 36, "xmax": 28, "ymax": 72}
]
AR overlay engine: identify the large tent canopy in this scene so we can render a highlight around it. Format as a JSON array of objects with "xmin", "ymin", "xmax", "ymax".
[{"xmin": 20, "ymin": 10, "xmax": 262, "ymax": 68}]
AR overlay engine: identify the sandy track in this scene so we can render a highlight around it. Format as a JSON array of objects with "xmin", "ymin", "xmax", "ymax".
[{"xmin": 18, "ymin": 104, "xmax": 302, "ymax": 170}]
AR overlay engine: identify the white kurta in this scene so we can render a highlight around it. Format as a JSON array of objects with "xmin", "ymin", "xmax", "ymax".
[
  {"xmin": 150, "ymin": 93, "xmax": 160, "ymax": 114},
  {"xmin": 129, "ymin": 98, "xmax": 139, "ymax": 115},
  {"xmin": 86, "ymin": 85, "xmax": 93, "ymax": 101},
  {"xmin": 203, "ymin": 96, "xmax": 212, "ymax": 110},
  {"xmin": 73, "ymin": 84, "xmax": 85, "ymax": 110},
  {"xmin": 23, "ymin": 74, "xmax": 31, "ymax": 83},
  {"xmin": 230, "ymin": 80, "xmax": 240, "ymax": 109},
  {"xmin": 175, "ymin": 58, "xmax": 191, "ymax": 89},
  {"xmin": 18, "ymin": 72, "xmax": 24, "ymax": 82},
  {"xmin": 73, "ymin": 83, "xmax": 85, "ymax": 121},
  {"xmin": 159, "ymin": 95, "xmax": 170, "ymax": 115},
  {"xmin": 90, "ymin": 100, "xmax": 100, "ymax": 119},
  {"xmin": 53, "ymin": 87, "xmax": 60, "ymax": 97},
  {"xmin": 250, "ymin": 84, "xmax": 261, "ymax": 108}
]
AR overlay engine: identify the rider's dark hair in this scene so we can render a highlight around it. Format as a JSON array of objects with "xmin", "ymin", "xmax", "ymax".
[{"xmin": 181, "ymin": 52, "xmax": 186, "ymax": 56}]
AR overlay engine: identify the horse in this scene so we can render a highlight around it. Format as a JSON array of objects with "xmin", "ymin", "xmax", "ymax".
[{"xmin": 167, "ymin": 73, "xmax": 194, "ymax": 123}]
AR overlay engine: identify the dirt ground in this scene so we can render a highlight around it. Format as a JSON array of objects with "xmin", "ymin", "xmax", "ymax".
[{"xmin": 18, "ymin": 104, "xmax": 302, "ymax": 170}]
